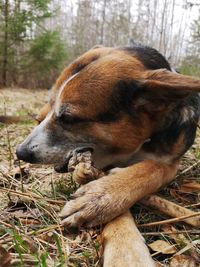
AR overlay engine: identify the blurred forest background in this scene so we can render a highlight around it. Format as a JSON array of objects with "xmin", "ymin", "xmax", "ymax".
[{"xmin": 0, "ymin": 0, "xmax": 200, "ymax": 89}]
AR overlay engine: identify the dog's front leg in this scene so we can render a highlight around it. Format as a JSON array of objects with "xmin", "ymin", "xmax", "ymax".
[
  {"xmin": 102, "ymin": 210, "xmax": 156, "ymax": 267},
  {"xmin": 59, "ymin": 159, "xmax": 179, "ymax": 227}
]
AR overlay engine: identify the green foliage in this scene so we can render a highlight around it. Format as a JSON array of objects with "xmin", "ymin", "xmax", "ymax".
[
  {"xmin": 180, "ymin": 56, "xmax": 200, "ymax": 78},
  {"xmin": 180, "ymin": 12, "xmax": 200, "ymax": 78},
  {"xmin": 21, "ymin": 30, "xmax": 67, "ymax": 88},
  {"xmin": 54, "ymin": 234, "xmax": 66, "ymax": 266},
  {"xmin": 39, "ymin": 251, "xmax": 49, "ymax": 267},
  {"xmin": 28, "ymin": 30, "xmax": 66, "ymax": 76},
  {"xmin": 0, "ymin": 0, "xmax": 67, "ymax": 88}
]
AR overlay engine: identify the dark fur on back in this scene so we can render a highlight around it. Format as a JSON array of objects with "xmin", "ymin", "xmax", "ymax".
[{"xmin": 122, "ymin": 45, "xmax": 171, "ymax": 71}]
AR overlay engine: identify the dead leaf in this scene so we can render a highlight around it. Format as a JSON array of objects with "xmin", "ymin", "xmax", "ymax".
[
  {"xmin": 170, "ymin": 255, "xmax": 196, "ymax": 267},
  {"xmin": 0, "ymin": 245, "xmax": 11, "ymax": 267},
  {"xmin": 162, "ymin": 225, "xmax": 188, "ymax": 245},
  {"xmin": 148, "ymin": 240, "xmax": 177, "ymax": 254},
  {"xmin": 162, "ymin": 225, "xmax": 200, "ymax": 262},
  {"xmin": 180, "ymin": 181, "xmax": 200, "ymax": 193}
]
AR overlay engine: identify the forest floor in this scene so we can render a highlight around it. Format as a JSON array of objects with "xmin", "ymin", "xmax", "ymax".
[{"xmin": 0, "ymin": 88, "xmax": 200, "ymax": 267}]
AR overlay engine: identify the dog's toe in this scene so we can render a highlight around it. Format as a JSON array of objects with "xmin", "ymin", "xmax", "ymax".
[
  {"xmin": 61, "ymin": 211, "xmax": 86, "ymax": 227},
  {"xmin": 59, "ymin": 199, "xmax": 85, "ymax": 218}
]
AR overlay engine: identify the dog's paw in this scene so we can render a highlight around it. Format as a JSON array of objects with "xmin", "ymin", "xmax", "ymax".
[{"xmin": 59, "ymin": 178, "xmax": 125, "ymax": 227}]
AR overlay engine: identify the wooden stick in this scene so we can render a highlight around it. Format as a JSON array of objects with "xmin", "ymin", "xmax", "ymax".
[
  {"xmin": 138, "ymin": 211, "xmax": 200, "ymax": 228},
  {"xmin": 140, "ymin": 194, "xmax": 200, "ymax": 227},
  {"xmin": 177, "ymin": 159, "xmax": 200, "ymax": 176},
  {"xmin": 142, "ymin": 230, "xmax": 200, "ymax": 236}
]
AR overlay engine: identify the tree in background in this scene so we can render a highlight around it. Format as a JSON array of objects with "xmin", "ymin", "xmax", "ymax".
[
  {"xmin": 0, "ymin": 0, "xmax": 67, "ymax": 88},
  {"xmin": 180, "ymin": 2, "xmax": 200, "ymax": 77},
  {"xmin": 25, "ymin": 30, "xmax": 67, "ymax": 88},
  {"xmin": 53, "ymin": 0, "xmax": 193, "ymax": 66},
  {"xmin": 180, "ymin": 9, "xmax": 200, "ymax": 77},
  {"xmin": 0, "ymin": 0, "xmax": 199, "ymax": 88}
]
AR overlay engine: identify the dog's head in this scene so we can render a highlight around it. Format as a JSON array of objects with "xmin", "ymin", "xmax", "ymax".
[{"xmin": 16, "ymin": 46, "xmax": 200, "ymax": 171}]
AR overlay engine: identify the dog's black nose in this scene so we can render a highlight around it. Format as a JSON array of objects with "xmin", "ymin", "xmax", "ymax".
[{"xmin": 16, "ymin": 144, "xmax": 36, "ymax": 163}]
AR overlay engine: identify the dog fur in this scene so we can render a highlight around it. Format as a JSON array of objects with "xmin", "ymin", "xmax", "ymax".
[{"xmin": 16, "ymin": 45, "xmax": 200, "ymax": 266}]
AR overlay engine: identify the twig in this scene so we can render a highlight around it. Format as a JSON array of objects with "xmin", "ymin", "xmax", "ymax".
[
  {"xmin": 177, "ymin": 159, "xmax": 200, "ymax": 176},
  {"xmin": 138, "ymin": 211, "xmax": 200, "ymax": 228},
  {"xmin": 0, "ymin": 169, "xmax": 20, "ymax": 186},
  {"xmin": 142, "ymin": 230, "xmax": 200, "ymax": 236},
  {"xmin": 0, "ymin": 187, "xmax": 65, "ymax": 204},
  {"xmin": 175, "ymin": 240, "xmax": 200, "ymax": 256},
  {"xmin": 29, "ymin": 224, "xmax": 62, "ymax": 236},
  {"xmin": 87, "ymin": 230, "xmax": 100, "ymax": 261},
  {"xmin": 140, "ymin": 194, "xmax": 200, "ymax": 227},
  {"xmin": 17, "ymin": 160, "xmax": 24, "ymax": 192},
  {"xmin": 0, "ymin": 219, "xmax": 15, "ymax": 228},
  {"xmin": 184, "ymin": 202, "xmax": 200, "ymax": 208},
  {"xmin": 3, "ymin": 100, "xmax": 14, "ymax": 169}
]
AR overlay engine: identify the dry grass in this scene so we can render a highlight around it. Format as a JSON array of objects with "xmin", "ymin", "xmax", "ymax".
[{"xmin": 0, "ymin": 88, "xmax": 200, "ymax": 266}]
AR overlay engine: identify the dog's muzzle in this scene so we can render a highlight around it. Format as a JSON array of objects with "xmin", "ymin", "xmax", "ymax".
[{"xmin": 16, "ymin": 143, "xmax": 37, "ymax": 163}]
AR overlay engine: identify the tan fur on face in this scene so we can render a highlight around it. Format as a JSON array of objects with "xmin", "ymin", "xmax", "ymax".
[
  {"xmin": 90, "ymin": 113, "xmax": 155, "ymax": 153},
  {"xmin": 36, "ymin": 46, "xmax": 200, "ymax": 167},
  {"xmin": 57, "ymin": 52, "xmax": 145, "ymax": 119}
]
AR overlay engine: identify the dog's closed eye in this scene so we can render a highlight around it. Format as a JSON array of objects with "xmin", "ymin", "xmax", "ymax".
[{"xmin": 58, "ymin": 113, "xmax": 84, "ymax": 124}]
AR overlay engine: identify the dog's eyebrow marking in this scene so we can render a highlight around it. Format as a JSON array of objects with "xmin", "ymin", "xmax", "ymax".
[{"xmin": 55, "ymin": 72, "xmax": 79, "ymax": 115}]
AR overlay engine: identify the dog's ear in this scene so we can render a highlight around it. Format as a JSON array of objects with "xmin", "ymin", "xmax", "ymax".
[
  {"xmin": 140, "ymin": 69, "xmax": 200, "ymax": 98},
  {"xmin": 125, "ymin": 69, "xmax": 200, "ymax": 113}
]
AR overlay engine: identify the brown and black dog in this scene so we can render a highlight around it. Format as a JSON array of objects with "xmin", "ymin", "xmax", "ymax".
[{"xmin": 16, "ymin": 45, "xmax": 200, "ymax": 266}]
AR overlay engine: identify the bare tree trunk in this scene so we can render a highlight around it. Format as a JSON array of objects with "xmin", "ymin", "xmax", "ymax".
[
  {"xmin": 159, "ymin": 0, "xmax": 167, "ymax": 52},
  {"xmin": 100, "ymin": 0, "xmax": 107, "ymax": 44},
  {"xmin": 150, "ymin": 0, "xmax": 157, "ymax": 45},
  {"xmin": 127, "ymin": 0, "xmax": 132, "ymax": 40},
  {"xmin": 163, "ymin": 0, "xmax": 169, "ymax": 55},
  {"xmin": 169, "ymin": 0, "xmax": 176, "ymax": 58},
  {"xmin": 135, "ymin": 0, "xmax": 143, "ymax": 30},
  {"xmin": 145, "ymin": 0, "xmax": 151, "ymax": 45},
  {"xmin": 2, "ymin": 0, "xmax": 9, "ymax": 87}
]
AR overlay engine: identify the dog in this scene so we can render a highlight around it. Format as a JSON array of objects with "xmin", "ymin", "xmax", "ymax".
[{"xmin": 16, "ymin": 45, "xmax": 200, "ymax": 266}]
